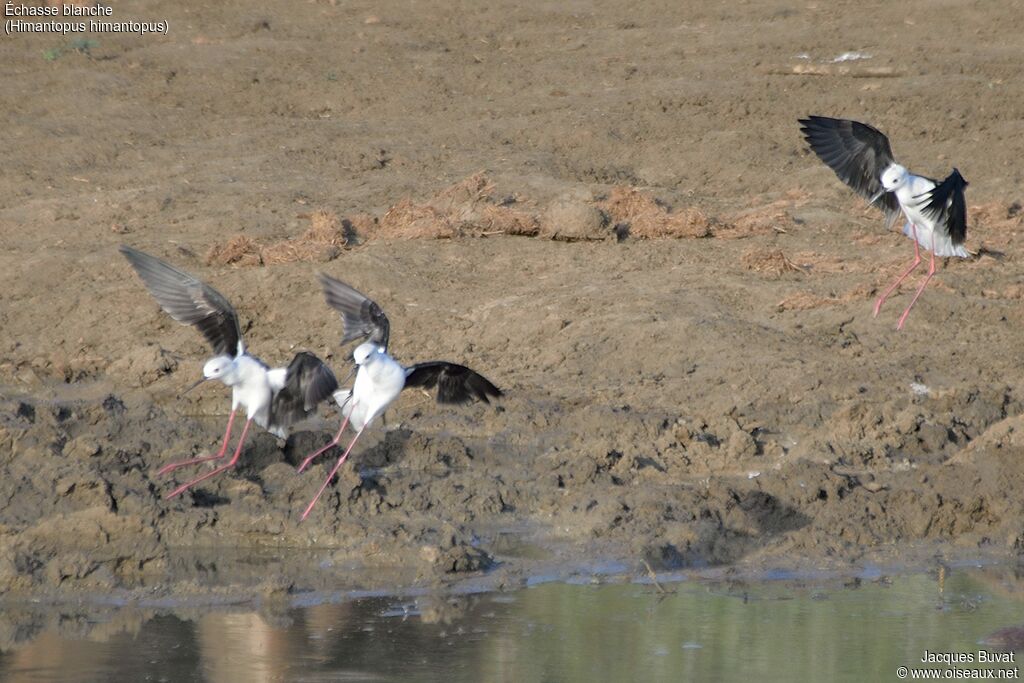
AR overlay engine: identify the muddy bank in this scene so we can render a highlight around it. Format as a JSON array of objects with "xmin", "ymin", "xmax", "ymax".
[
  {"xmin": 2, "ymin": 0, "xmax": 1024, "ymax": 597},
  {"xmin": 3, "ymin": 234, "xmax": 1024, "ymax": 597}
]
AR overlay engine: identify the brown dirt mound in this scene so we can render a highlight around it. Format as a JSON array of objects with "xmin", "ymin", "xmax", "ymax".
[
  {"xmin": 595, "ymin": 186, "xmax": 712, "ymax": 239},
  {"xmin": 540, "ymin": 193, "xmax": 609, "ymax": 241}
]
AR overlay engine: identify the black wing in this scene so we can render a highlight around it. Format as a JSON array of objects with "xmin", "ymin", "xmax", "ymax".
[
  {"xmin": 318, "ymin": 273, "xmax": 390, "ymax": 349},
  {"xmin": 404, "ymin": 362, "xmax": 503, "ymax": 405},
  {"xmin": 799, "ymin": 115, "xmax": 902, "ymax": 229},
  {"xmin": 919, "ymin": 168, "xmax": 968, "ymax": 246},
  {"xmin": 269, "ymin": 352, "xmax": 339, "ymax": 431},
  {"xmin": 120, "ymin": 245, "xmax": 242, "ymax": 357}
]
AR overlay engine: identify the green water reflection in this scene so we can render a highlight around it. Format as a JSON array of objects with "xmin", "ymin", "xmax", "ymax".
[{"xmin": 1, "ymin": 567, "xmax": 1022, "ymax": 682}]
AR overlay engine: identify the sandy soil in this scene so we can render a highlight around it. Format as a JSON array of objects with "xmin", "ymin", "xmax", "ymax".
[{"xmin": 2, "ymin": 0, "xmax": 1024, "ymax": 598}]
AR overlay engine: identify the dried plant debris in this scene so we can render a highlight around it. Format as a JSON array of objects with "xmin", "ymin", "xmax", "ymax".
[
  {"xmin": 741, "ymin": 248, "xmax": 806, "ymax": 276},
  {"xmin": 204, "ymin": 177, "xmax": 817, "ymax": 264},
  {"xmin": 206, "ymin": 210, "xmax": 361, "ymax": 267},
  {"xmin": 596, "ymin": 186, "xmax": 712, "ymax": 239},
  {"xmin": 371, "ymin": 172, "xmax": 539, "ymax": 239},
  {"xmin": 205, "ymin": 235, "xmax": 263, "ymax": 267}
]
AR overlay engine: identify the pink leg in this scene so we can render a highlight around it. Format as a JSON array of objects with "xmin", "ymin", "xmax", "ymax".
[
  {"xmin": 297, "ymin": 415, "xmax": 351, "ymax": 473},
  {"xmin": 874, "ymin": 224, "xmax": 922, "ymax": 317},
  {"xmin": 301, "ymin": 425, "xmax": 366, "ymax": 521},
  {"xmin": 165, "ymin": 418, "xmax": 252, "ymax": 499},
  {"xmin": 157, "ymin": 409, "xmax": 237, "ymax": 476},
  {"xmin": 896, "ymin": 234, "xmax": 938, "ymax": 330}
]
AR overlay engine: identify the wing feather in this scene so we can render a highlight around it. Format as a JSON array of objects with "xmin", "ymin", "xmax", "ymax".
[
  {"xmin": 404, "ymin": 361, "xmax": 502, "ymax": 405},
  {"xmin": 799, "ymin": 115, "xmax": 901, "ymax": 229},
  {"xmin": 318, "ymin": 273, "xmax": 391, "ymax": 349},
  {"xmin": 918, "ymin": 168, "xmax": 969, "ymax": 246},
  {"xmin": 120, "ymin": 245, "xmax": 242, "ymax": 357},
  {"xmin": 269, "ymin": 351, "xmax": 340, "ymax": 431}
]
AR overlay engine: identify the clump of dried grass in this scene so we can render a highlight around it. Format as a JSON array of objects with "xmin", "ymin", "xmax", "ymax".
[
  {"xmin": 205, "ymin": 235, "xmax": 263, "ymax": 266},
  {"xmin": 260, "ymin": 242, "xmax": 337, "ymax": 265},
  {"xmin": 202, "ymin": 179, "xmax": 824, "ymax": 257},
  {"xmin": 369, "ymin": 172, "xmax": 540, "ymax": 240},
  {"xmin": 741, "ymin": 248, "xmax": 805, "ymax": 276},
  {"xmin": 595, "ymin": 186, "xmax": 712, "ymax": 239},
  {"xmin": 716, "ymin": 191, "xmax": 809, "ymax": 238},
  {"xmin": 479, "ymin": 203, "xmax": 541, "ymax": 236},
  {"xmin": 434, "ymin": 171, "xmax": 496, "ymax": 208},
  {"xmin": 304, "ymin": 209, "xmax": 351, "ymax": 246},
  {"xmin": 376, "ymin": 200, "xmax": 457, "ymax": 239},
  {"xmin": 718, "ymin": 207, "xmax": 790, "ymax": 238},
  {"xmin": 261, "ymin": 210, "xmax": 353, "ymax": 264},
  {"xmin": 206, "ymin": 209, "xmax": 364, "ymax": 267}
]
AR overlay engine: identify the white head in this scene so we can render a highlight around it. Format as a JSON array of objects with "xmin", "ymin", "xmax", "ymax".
[
  {"xmin": 352, "ymin": 342, "xmax": 383, "ymax": 366},
  {"xmin": 181, "ymin": 354, "xmax": 236, "ymax": 396},
  {"xmin": 202, "ymin": 354, "xmax": 236, "ymax": 382},
  {"xmin": 880, "ymin": 163, "xmax": 909, "ymax": 191}
]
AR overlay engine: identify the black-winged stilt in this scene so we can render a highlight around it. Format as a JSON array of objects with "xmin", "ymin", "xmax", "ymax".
[
  {"xmin": 120, "ymin": 246, "xmax": 339, "ymax": 498},
  {"xmin": 299, "ymin": 273, "xmax": 502, "ymax": 520},
  {"xmin": 799, "ymin": 115, "xmax": 969, "ymax": 329}
]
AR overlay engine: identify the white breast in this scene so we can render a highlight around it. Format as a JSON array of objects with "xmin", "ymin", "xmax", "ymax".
[
  {"xmin": 232, "ymin": 355, "xmax": 274, "ymax": 427},
  {"xmin": 344, "ymin": 355, "xmax": 406, "ymax": 430}
]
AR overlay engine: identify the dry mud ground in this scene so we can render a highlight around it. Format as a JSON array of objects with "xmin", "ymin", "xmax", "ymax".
[{"xmin": 2, "ymin": 0, "xmax": 1024, "ymax": 599}]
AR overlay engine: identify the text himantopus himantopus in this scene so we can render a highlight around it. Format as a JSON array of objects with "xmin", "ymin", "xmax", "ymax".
[{"xmin": 799, "ymin": 115, "xmax": 969, "ymax": 329}]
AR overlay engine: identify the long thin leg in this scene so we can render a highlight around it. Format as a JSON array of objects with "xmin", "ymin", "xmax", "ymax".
[
  {"xmin": 165, "ymin": 418, "xmax": 252, "ymax": 499},
  {"xmin": 896, "ymin": 233, "xmax": 937, "ymax": 330},
  {"xmin": 297, "ymin": 415, "xmax": 351, "ymax": 473},
  {"xmin": 873, "ymin": 223, "xmax": 922, "ymax": 317},
  {"xmin": 301, "ymin": 425, "xmax": 366, "ymax": 521},
  {"xmin": 157, "ymin": 409, "xmax": 238, "ymax": 476}
]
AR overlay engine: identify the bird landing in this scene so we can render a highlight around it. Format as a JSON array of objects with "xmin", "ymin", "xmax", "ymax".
[{"xmin": 799, "ymin": 116, "xmax": 970, "ymax": 329}]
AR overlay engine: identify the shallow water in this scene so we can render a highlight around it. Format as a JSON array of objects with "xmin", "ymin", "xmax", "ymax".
[{"xmin": 1, "ymin": 566, "xmax": 1022, "ymax": 683}]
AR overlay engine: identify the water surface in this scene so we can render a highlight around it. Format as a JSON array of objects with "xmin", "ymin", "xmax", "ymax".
[{"xmin": 1, "ymin": 566, "xmax": 1022, "ymax": 682}]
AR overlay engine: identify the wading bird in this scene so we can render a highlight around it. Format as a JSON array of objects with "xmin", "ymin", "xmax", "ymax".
[
  {"xmin": 799, "ymin": 115, "xmax": 969, "ymax": 329},
  {"xmin": 299, "ymin": 273, "xmax": 502, "ymax": 520},
  {"xmin": 120, "ymin": 246, "xmax": 338, "ymax": 498}
]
